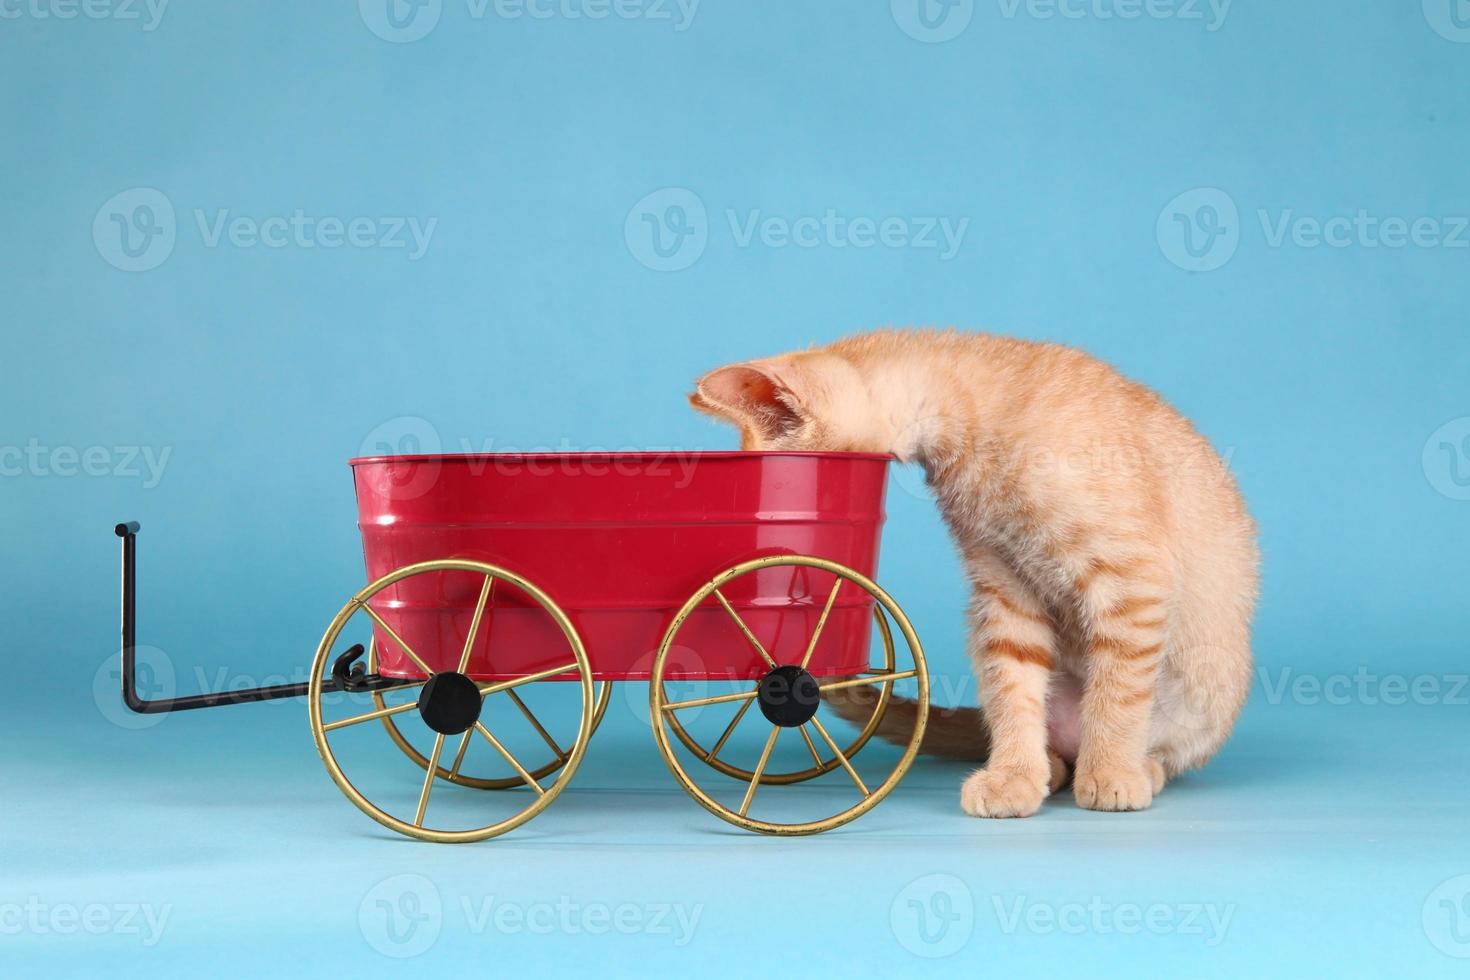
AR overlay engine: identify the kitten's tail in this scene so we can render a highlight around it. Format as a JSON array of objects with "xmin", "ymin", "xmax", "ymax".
[{"xmin": 823, "ymin": 683, "xmax": 988, "ymax": 761}]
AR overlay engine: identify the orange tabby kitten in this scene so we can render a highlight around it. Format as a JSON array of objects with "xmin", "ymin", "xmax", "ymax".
[{"xmin": 690, "ymin": 329, "xmax": 1258, "ymax": 816}]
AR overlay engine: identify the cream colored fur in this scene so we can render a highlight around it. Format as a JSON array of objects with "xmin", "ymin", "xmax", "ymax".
[{"xmin": 690, "ymin": 329, "xmax": 1258, "ymax": 817}]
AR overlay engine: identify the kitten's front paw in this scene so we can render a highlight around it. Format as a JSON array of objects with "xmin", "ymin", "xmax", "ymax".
[
  {"xmin": 1073, "ymin": 764, "xmax": 1154, "ymax": 812},
  {"xmin": 960, "ymin": 767, "xmax": 1047, "ymax": 818}
]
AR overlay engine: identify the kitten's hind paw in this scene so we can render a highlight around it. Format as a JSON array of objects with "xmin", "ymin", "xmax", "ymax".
[
  {"xmin": 960, "ymin": 766, "xmax": 1048, "ymax": 818},
  {"xmin": 1048, "ymin": 750, "xmax": 1072, "ymax": 794}
]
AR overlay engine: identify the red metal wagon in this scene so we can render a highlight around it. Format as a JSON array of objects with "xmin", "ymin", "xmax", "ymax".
[{"xmin": 115, "ymin": 451, "xmax": 930, "ymax": 842}]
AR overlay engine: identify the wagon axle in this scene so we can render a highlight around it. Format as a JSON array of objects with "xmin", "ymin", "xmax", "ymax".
[
  {"xmin": 756, "ymin": 665, "xmax": 821, "ymax": 728},
  {"xmin": 416, "ymin": 671, "xmax": 484, "ymax": 735}
]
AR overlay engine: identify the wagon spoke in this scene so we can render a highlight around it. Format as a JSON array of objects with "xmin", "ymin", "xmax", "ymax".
[
  {"xmin": 321, "ymin": 691, "xmax": 427, "ymax": 733},
  {"xmin": 704, "ymin": 698, "xmax": 754, "ymax": 763},
  {"xmin": 474, "ymin": 723, "xmax": 545, "ymax": 796},
  {"xmin": 739, "ymin": 726, "xmax": 781, "ymax": 817},
  {"xmin": 359, "ymin": 602, "xmax": 437, "ymax": 677},
  {"xmin": 818, "ymin": 669, "xmax": 917, "ymax": 694},
  {"xmin": 712, "ymin": 588, "xmax": 778, "ymax": 668},
  {"xmin": 661, "ymin": 685, "xmax": 760, "ymax": 713},
  {"xmin": 798, "ymin": 724, "xmax": 824, "ymax": 767},
  {"xmin": 798, "ymin": 577, "xmax": 845, "ymax": 670},
  {"xmin": 414, "ymin": 734, "xmax": 446, "ymax": 826},
  {"xmin": 447, "ymin": 728, "xmax": 474, "ymax": 778},
  {"xmin": 476, "ymin": 662, "xmax": 580, "ymax": 697},
  {"xmin": 456, "ymin": 576, "xmax": 495, "ymax": 675},
  {"xmin": 507, "ymin": 689, "xmax": 566, "ymax": 760},
  {"xmin": 808, "ymin": 717, "xmax": 870, "ymax": 797}
]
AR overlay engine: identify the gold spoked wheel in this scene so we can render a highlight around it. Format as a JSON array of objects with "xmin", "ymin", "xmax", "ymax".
[
  {"xmin": 308, "ymin": 559, "xmax": 594, "ymax": 844},
  {"xmin": 662, "ymin": 607, "xmax": 897, "ymax": 785},
  {"xmin": 370, "ymin": 641, "xmax": 612, "ymax": 790},
  {"xmin": 650, "ymin": 555, "xmax": 928, "ymax": 836}
]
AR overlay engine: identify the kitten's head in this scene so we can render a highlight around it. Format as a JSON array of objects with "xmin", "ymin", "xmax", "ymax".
[{"xmin": 689, "ymin": 351, "xmax": 883, "ymax": 452}]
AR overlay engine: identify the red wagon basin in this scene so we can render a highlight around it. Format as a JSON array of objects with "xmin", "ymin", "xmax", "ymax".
[{"xmin": 352, "ymin": 451, "xmax": 892, "ymax": 682}]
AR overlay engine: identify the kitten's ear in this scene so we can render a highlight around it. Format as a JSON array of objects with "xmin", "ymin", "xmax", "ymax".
[{"xmin": 689, "ymin": 362, "xmax": 804, "ymax": 445}]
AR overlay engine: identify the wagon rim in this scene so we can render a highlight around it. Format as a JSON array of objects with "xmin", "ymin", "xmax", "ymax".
[
  {"xmin": 649, "ymin": 554, "xmax": 929, "ymax": 836},
  {"xmin": 307, "ymin": 559, "xmax": 595, "ymax": 844}
]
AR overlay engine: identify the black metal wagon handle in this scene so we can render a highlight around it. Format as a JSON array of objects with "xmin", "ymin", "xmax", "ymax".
[{"xmin": 114, "ymin": 521, "xmax": 412, "ymax": 714}]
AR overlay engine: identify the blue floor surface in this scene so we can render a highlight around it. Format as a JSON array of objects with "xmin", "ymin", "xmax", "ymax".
[{"xmin": 5, "ymin": 686, "xmax": 1468, "ymax": 978}]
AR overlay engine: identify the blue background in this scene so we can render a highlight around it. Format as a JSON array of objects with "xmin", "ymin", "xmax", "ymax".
[{"xmin": 3, "ymin": 1, "xmax": 1469, "ymax": 976}]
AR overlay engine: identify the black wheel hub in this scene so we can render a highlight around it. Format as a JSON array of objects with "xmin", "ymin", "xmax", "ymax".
[
  {"xmin": 756, "ymin": 665, "xmax": 821, "ymax": 728},
  {"xmin": 417, "ymin": 671, "xmax": 483, "ymax": 735}
]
